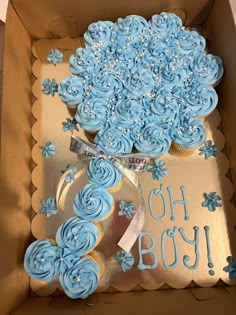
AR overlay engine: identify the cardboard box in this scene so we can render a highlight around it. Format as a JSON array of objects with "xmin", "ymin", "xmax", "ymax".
[{"xmin": 1, "ymin": 0, "xmax": 236, "ymax": 314}]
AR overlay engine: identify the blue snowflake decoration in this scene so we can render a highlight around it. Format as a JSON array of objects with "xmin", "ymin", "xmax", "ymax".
[
  {"xmin": 38, "ymin": 197, "xmax": 58, "ymax": 217},
  {"xmin": 41, "ymin": 78, "xmax": 58, "ymax": 96},
  {"xmin": 147, "ymin": 159, "xmax": 168, "ymax": 180},
  {"xmin": 118, "ymin": 201, "xmax": 136, "ymax": 219},
  {"xmin": 60, "ymin": 164, "xmax": 77, "ymax": 183},
  {"xmin": 199, "ymin": 140, "xmax": 218, "ymax": 159},
  {"xmin": 202, "ymin": 192, "xmax": 222, "ymax": 212},
  {"xmin": 223, "ymin": 256, "xmax": 236, "ymax": 280},
  {"xmin": 62, "ymin": 118, "xmax": 79, "ymax": 133},
  {"xmin": 47, "ymin": 49, "xmax": 63, "ymax": 65},
  {"xmin": 39, "ymin": 141, "xmax": 56, "ymax": 158}
]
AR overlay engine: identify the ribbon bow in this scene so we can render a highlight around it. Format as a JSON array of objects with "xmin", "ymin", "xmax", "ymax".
[{"xmin": 56, "ymin": 135, "xmax": 150, "ymax": 252}]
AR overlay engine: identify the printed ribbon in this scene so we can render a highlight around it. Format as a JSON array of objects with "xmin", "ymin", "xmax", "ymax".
[{"xmin": 56, "ymin": 135, "xmax": 150, "ymax": 252}]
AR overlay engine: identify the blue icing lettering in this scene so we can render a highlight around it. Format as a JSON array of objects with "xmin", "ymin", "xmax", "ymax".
[
  {"xmin": 204, "ymin": 226, "xmax": 215, "ymax": 276},
  {"xmin": 167, "ymin": 186, "xmax": 190, "ymax": 221},
  {"xmin": 179, "ymin": 226, "xmax": 200, "ymax": 270},
  {"xmin": 148, "ymin": 184, "xmax": 167, "ymax": 220},
  {"xmin": 138, "ymin": 231, "xmax": 158, "ymax": 270},
  {"xmin": 161, "ymin": 226, "xmax": 179, "ymax": 269}
]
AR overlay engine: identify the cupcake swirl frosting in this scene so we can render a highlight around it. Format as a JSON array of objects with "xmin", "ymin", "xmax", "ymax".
[
  {"xmin": 24, "ymin": 240, "xmax": 59, "ymax": 282},
  {"xmin": 176, "ymin": 30, "xmax": 206, "ymax": 56},
  {"xmin": 75, "ymin": 98, "xmax": 108, "ymax": 131},
  {"xmin": 134, "ymin": 123, "xmax": 171, "ymax": 156},
  {"xmin": 91, "ymin": 70, "xmax": 121, "ymax": 98},
  {"xmin": 95, "ymin": 126, "xmax": 133, "ymax": 154},
  {"xmin": 84, "ymin": 21, "xmax": 114, "ymax": 49},
  {"xmin": 171, "ymin": 116, "xmax": 206, "ymax": 148},
  {"xmin": 58, "ymin": 76, "xmax": 84, "ymax": 106},
  {"xmin": 87, "ymin": 158, "xmax": 122, "ymax": 189},
  {"xmin": 115, "ymin": 98, "xmax": 142, "ymax": 127},
  {"xmin": 70, "ymin": 48, "xmax": 99, "ymax": 75},
  {"xmin": 116, "ymin": 15, "xmax": 149, "ymax": 45},
  {"xmin": 151, "ymin": 90, "xmax": 179, "ymax": 122},
  {"xmin": 59, "ymin": 256, "xmax": 100, "ymax": 299},
  {"xmin": 125, "ymin": 68, "xmax": 154, "ymax": 97},
  {"xmin": 183, "ymin": 85, "xmax": 218, "ymax": 117},
  {"xmin": 56, "ymin": 218, "xmax": 99, "ymax": 256},
  {"xmin": 193, "ymin": 54, "xmax": 224, "ymax": 85},
  {"xmin": 149, "ymin": 12, "xmax": 182, "ymax": 38},
  {"xmin": 74, "ymin": 184, "xmax": 113, "ymax": 221}
]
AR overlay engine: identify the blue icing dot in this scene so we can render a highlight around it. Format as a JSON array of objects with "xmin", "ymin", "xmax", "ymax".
[{"xmin": 209, "ymin": 270, "xmax": 215, "ymax": 276}]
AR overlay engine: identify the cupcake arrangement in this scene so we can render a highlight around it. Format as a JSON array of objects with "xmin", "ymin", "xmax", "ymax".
[
  {"xmin": 57, "ymin": 12, "xmax": 223, "ymax": 156},
  {"xmin": 28, "ymin": 11, "xmax": 225, "ymax": 299},
  {"xmin": 24, "ymin": 158, "xmax": 123, "ymax": 299}
]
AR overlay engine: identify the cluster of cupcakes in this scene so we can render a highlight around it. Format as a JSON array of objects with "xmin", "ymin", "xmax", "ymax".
[
  {"xmin": 58, "ymin": 12, "xmax": 223, "ymax": 156},
  {"xmin": 24, "ymin": 158, "xmax": 123, "ymax": 298}
]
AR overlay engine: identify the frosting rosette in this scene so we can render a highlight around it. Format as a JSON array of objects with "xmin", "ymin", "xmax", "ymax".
[
  {"xmin": 95, "ymin": 125, "xmax": 133, "ymax": 154},
  {"xmin": 171, "ymin": 116, "xmax": 206, "ymax": 148},
  {"xmin": 91, "ymin": 69, "xmax": 121, "ymax": 98},
  {"xmin": 183, "ymin": 85, "xmax": 218, "ymax": 117},
  {"xmin": 70, "ymin": 48, "xmax": 99, "ymax": 75},
  {"xmin": 116, "ymin": 15, "xmax": 149, "ymax": 45},
  {"xmin": 84, "ymin": 21, "xmax": 114, "ymax": 50},
  {"xmin": 58, "ymin": 75, "xmax": 84, "ymax": 106},
  {"xmin": 115, "ymin": 98, "xmax": 142, "ymax": 127},
  {"xmin": 59, "ymin": 256, "xmax": 100, "ymax": 299},
  {"xmin": 149, "ymin": 12, "xmax": 182, "ymax": 38},
  {"xmin": 75, "ymin": 98, "xmax": 108, "ymax": 131},
  {"xmin": 87, "ymin": 158, "xmax": 122, "ymax": 190},
  {"xmin": 151, "ymin": 89, "xmax": 179, "ymax": 123},
  {"xmin": 24, "ymin": 240, "xmax": 59, "ymax": 282},
  {"xmin": 176, "ymin": 30, "xmax": 206, "ymax": 56},
  {"xmin": 134, "ymin": 122, "xmax": 171, "ymax": 157},
  {"xmin": 73, "ymin": 184, "xmax": 114, "ymax": 221},
  {"xmin": 193, "ymin": 53, "xmax": 224, "ymax": 85},
  {"xmin": 56, "ymin": 218, "xmax": 99, "ymax": 256},
  {"xmin": 125, "ymin": 68, "xmax": 154, "ymax": 97}
]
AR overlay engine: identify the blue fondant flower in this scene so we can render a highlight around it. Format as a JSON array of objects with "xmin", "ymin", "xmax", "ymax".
[
  {"xmin": 199, "ymin": 140, "xmax": 218, "ymax": 159},
  {"xmin": 39, "ymin": 141, "xmax": 56, "ymax": 158},
  {"xmin": 62, "ymin": 118, "xmax": 79, "ymax": 133},
  {"xmin": 223, "ymin": 256, "xmax": 236, "ymax": 280},
  {"xmin": 38, "ymin": 197, "xmax": 58, "ymax": 217},
  {"xmin": 41, "ymin": 78, "xmax": 58, "ymax": 96},
  {"xmin": 115, "ymin": 250, "xmax": 134, "ymax": 271},
  {"xmin": 202, "ymin": 192, "xmax": 222, "ymax": 212},
  {"xmin": 147, "ymin": 159, "xmax": 168, "ymax": 180},
  {"xmin": 60, "ymin": 164, "xmax": 77, "ymax": 183},
  {"xmin": 118, "ymin": 201, "xmax": 136, "ymax": 219},
  {"xmin": 47, "ymin": 49, "xmax": 63, "ymax": 65}
]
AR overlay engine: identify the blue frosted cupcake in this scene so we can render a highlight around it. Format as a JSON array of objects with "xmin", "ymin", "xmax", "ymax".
[
  {"xmin": 56, "ymin": 217, "xmax": 103, "ymax": 256},
  {"xmin": 171, "ymin": 116, "xmax": 206, "ymax": 156},
  {"xmin": 134, "ymin": 122, "xmax": 172, "ymax": 157},
  {"xmin": 73, "ymin": 184, "xmax": 114, "ymax": 221},
  {"xmin": 59, "ymin": 251, "xmax": 104, "ymax": 299},
  {"xmin": 87, "ymin": 158, "xmax": 123, "ymax": 193}
]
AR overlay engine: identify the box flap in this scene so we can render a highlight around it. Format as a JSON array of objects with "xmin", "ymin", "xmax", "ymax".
[{"xmin": 0, "ymin": 0, "xmax": 9, "ymax": 22}]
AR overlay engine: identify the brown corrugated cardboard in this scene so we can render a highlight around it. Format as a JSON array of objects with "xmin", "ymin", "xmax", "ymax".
[{"xmin": 1, "ymin": 0, "xmax": 236, "ymax": 314}]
